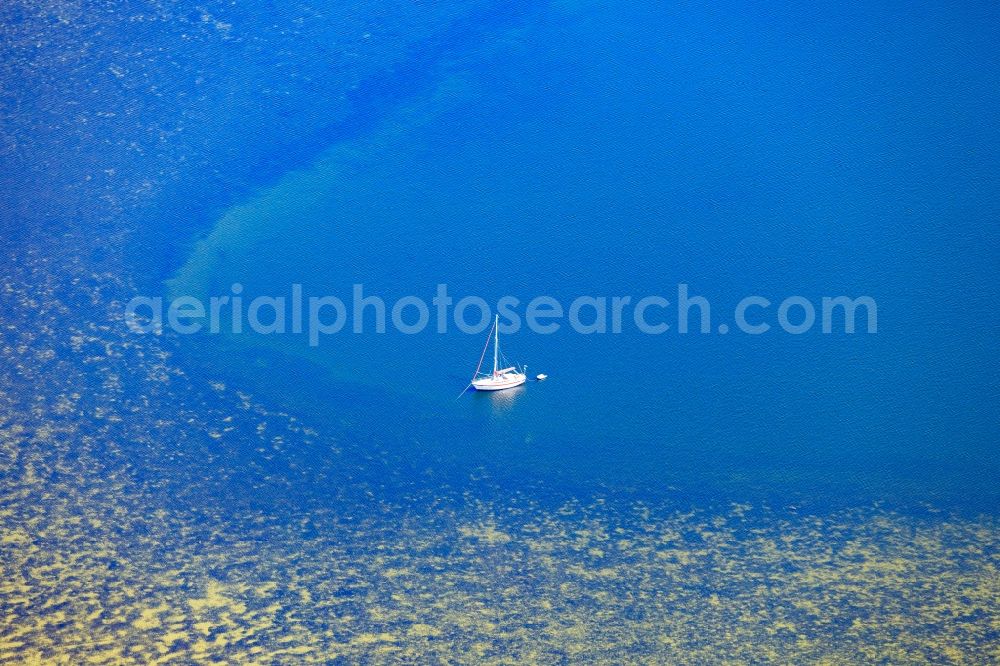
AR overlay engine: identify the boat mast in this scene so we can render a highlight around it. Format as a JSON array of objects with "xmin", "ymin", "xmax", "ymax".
[{"xmin": 493, "ymin": 314, "xmax": 499, "ymax": 375}]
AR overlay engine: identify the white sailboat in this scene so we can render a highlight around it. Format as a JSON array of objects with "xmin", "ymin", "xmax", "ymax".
[{"xmin": 470, "ymin": 315, "xmax": 527, "ymax": 392}]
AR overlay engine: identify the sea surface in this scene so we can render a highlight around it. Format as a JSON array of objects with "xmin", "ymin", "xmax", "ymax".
[
  {"xmin": 165, "ymin": 0, "xmax": 1000, "ymax": 512},
  {"xmin": 2, "ymin": 0, "xmax": 999, "ymax": 662}
]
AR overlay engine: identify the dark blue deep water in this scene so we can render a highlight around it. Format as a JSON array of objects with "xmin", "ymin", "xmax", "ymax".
[{"xmin": 165, "ymin": 0, "xmax": 1000, "ymax": 512}]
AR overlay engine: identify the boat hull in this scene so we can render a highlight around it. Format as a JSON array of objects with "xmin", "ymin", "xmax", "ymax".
[{"xmin": 472, "ymin": 374, "xmax": 527, "ymax": 391}]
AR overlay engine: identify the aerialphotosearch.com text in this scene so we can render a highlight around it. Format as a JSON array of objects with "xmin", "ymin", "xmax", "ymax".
[{"xmin": 125, "ymin": 283, "xmax": 877, "ymax": 345}]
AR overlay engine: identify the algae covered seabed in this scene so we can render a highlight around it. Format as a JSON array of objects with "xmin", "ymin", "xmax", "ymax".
[{"xmin": 1, "ymin": 242, "xmax": 998, "ymax": 664}]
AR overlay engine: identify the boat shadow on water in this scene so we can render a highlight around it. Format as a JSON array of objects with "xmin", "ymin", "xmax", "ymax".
[{"xmin": 470, "ymin": 384, "xmax": 526, "ymax": 415}]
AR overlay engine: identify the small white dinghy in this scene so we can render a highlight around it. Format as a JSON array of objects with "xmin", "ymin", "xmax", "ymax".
[
  {"xmin": 469, "ymin": 315, "xmax": 527, "ymax": 392},
  {"xmin": 535, "ymin": 374, "xmax": 548, "ymax": 381}
]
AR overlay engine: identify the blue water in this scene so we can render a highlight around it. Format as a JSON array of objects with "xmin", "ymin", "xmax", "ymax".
[
  {"xmin": 4, "ymin": 0, "xmax": 1000, "ymax": 659},
  {"xmin": 164, "ymin": 0, "xmax": 1000, "ymax": 512}
]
